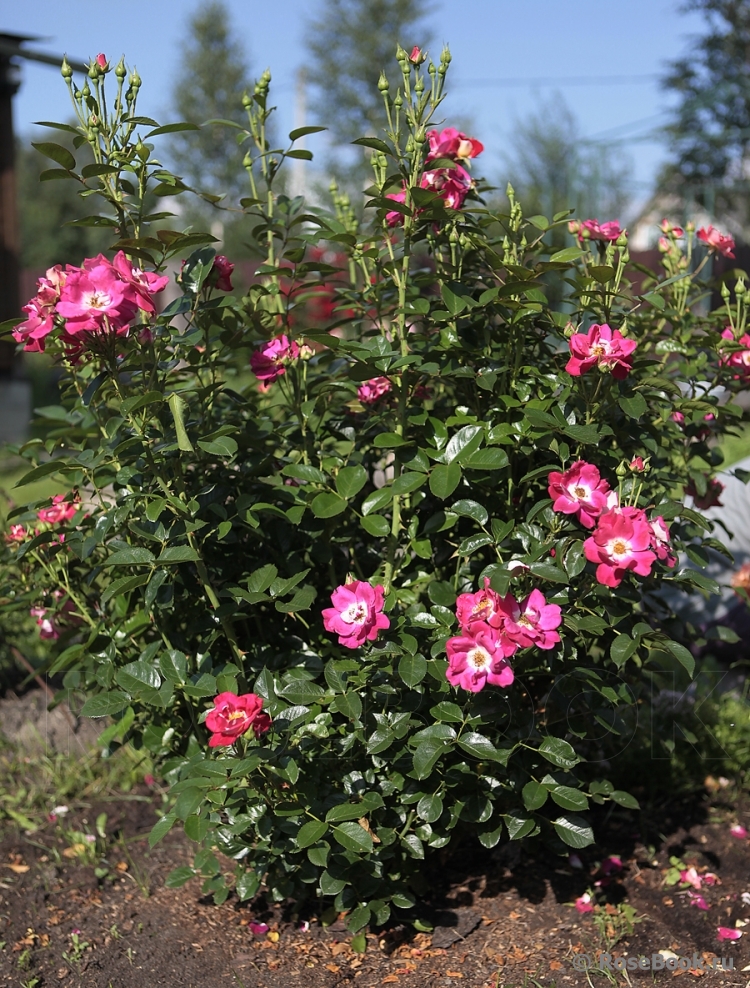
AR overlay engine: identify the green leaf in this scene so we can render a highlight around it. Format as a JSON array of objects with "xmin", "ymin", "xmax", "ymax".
[
  {"xmin": 452, "ymin": 499, "xmax": 489, "ymax": 525},
  {"xmin": 445, "ymin": 425, "xmax": 482, "ymax": 463},
  {"xmin": 278, "ymin": 681, "xmax": 325, "ymax": 705},
  {"xmin": 168, "ymin": 393, "xmax": 194, "ymax": 452},
  {"xmin": 347, "ymin": 904, "xmax": 371, "ymax": 933},
  {"xmin": 116, "ymin": 659, "xmax": 161, "ymax": 693},
  {"xmin": 373, "ymin": 432, "xmax": 408, "ymax": 448},
  {"xmin": 539, "ymin": 737, "xmax": 580, "ymax": 769},
  {"xmin": 398, "ymin": 653, "xmax": 427, "ymax": 687},
  {"xmin": 458, "ymin": 534, "xmax": 493, "ymax": 555},
  {"xmin": 665, "ymin": 640, "xmax": 695, "ymax": 677},
  {"xmin": 610, "ymin": 634, "xmax": 638, "ymax": 667},
  {"xmin": 320, "ymin": 871, "xmax": 346, "ymax": 895},
  {"xmin": 350, "ymin": 931, "xmax": 367, "ymax": 952},
  {"xmin": 352, "ymin": 136, "xmax": 392, "ymax": 153},
  {"xmin": 549, "ymin": 246, "xmax": 583, "ymax": 263},
  {"xmin": 184, "ymin": 814, "xmax": 209, "ymax": 842},
  {"xmin": 156, "ymin": 546, "xmax": 201, "ymax": 564},
  {"xmin": 429, "ymin": 462, "xmax": 461, "ymax": 500},
  {"xmin": 148, "ymin": 814, "xmax": 176, "ymax": 848},
  {"xmin": 332, "ymin": 692, "xmax": 363, "ymax": 720},
  {"xmin": 282, "ymin": 464, "xmax": 326, "ymax": 484},
  {"xmin": 289, "ymin": 125, "xmax": 327, "ymax": 141},
  {"xmin": 550, "ymin": 786, "xmax": 589, "ymax": 811},
  {"xmin": 522, "ymin": 781, "xmax": 548, "ymax": 810},
  {"xmin": 174, "ymin": 787, "xmax": 204, "ymax": 821},
  {"xmin": 326, "ymin": 803, "xmax": 367, "ymax": 823},
  {"xmin": 247, "ymin": 564, "xmax": 278, "ymax": 593},
  {"xmin": 107, "ymin": 547, "xmax": 156, "ymax": 566},
  {"xmin": 32, "ymin": 141, "xmax": 76, "ymax": 170},
  {"xmin": 417, "ymin": 793, "xmax": 444, "ymax": 823},
  {"xmin": 332, "ymin": 821, "xmax": 373, "ymax": 854},
  {"xmin": 458, "ymin": 732, "xmax": 502, "ymax": 761},
  {"xmin": 618, "ymin": 393, "xmax": 647, "ymax": 419},
  {"xmin": 361, "ymin": 487, "xmax": 393, "ymax": 516},
  {"xmin": 505, "ymin": 811, "xmax": 535, "ymax": 840},
  {"xmin": 430, "ymin": 701, "xmax": 464, "ymax": 723},
  {"xmin": 146, "ymin": 122, "xmax": 201, "ymax": 137},
  {"xmin": 553, "ymin": 814, "xmax": 595, "ymax": 848},
  {"xmin": 297, "ymin": 820, "xmax": 329, "ymax": 847},
  {"xmin": 197, "ymin": 436, "xmax": 238, "ymax": 456},
  {"xmin": 159, "ymin": 650, "xmax": 188, "ymax": 684},
  {"xmin": 165, "ymin": 866, "xmax": 195, "ymax": 888},
  {"xmin": 412, "ymin": 739, "xmax": 448, "ymax": 779},
  {"xmin": 336, "ymin": 465, "xmax": 367, "ymax": 499},
  {"xmin": 101, "ymin": 574, "xmax": 149, "ymax": 604},
  {"xmin": 40, "ymin": 167, "xmax": 75, "ymax": 181},
  {"xmin": 235, "ymin": 871, "xmax": 261, "ymax": 901},
  {"xmin": 610, "ymin": 789, "xmax": 640, "ymax": 809},
  {"xmin": 392, "ymin": 471, "xmax": 428, "ymax": 495},
  {"xmin": 361, "ymin": 515, "xmax": 389, "ymax": 537},
  {"xmin": 462, "ymin": 447, "xmax": 509, "ymax": 470},
  {"xmin": 80, "ymin": 691, "xmax": 131, "ymax": 718},
  {"xmin": 275, "ymin": 585, "xmax": 317, "ymax": 613},
  {"xmin": 311, "ymin": 492, "xmax": 348, "ymax": 518}
]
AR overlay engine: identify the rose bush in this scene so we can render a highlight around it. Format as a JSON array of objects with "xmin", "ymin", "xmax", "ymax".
[{"xmin": 2, "ymin": 46, "xmax": 748, "ymax": 930}]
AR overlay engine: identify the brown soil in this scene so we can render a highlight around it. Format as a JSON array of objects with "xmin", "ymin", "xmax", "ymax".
[{"xmin": 1, "ymin": 737, "xmax": 749, "ymax": 985}]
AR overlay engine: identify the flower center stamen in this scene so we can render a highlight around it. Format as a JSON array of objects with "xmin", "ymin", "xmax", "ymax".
[
  {"xmin": 341, "ymin": 602, "xmax": 367, "ymax": 625},
  {"xmin": 467, "ymin": 646, "xmax": 490, "ymax": 670}
]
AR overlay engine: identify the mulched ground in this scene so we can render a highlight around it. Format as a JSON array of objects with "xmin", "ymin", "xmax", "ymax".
[{"xmin": 1, "ymin": 750, "xmax": 750, "ymax": 985}]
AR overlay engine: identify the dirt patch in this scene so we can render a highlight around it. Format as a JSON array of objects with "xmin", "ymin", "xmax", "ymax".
[{"xmin": 0, "ymin": 689, "xmax": 101, "ymax": 755}]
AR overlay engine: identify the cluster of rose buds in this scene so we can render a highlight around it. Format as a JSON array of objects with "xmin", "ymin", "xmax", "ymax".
[
  {"xmin": 568, "ymin": 219, "xmax": 625, "ymax": 243},
  {"xmin": 250, "ymin": 334, "xmax": 300, "ymax": 386},
  {"xmin": 565, "ymin": 323, "xmax": 637, "ymax": 380},
  {"xmin": 6, "ymin": 494, "xmax": 81, "ymax": 546},
  {"xmin": 385, "ymin": 125, "xmax": 482, "ymax": 227},
  {"xmin": 445, "ymin": 579, "xmax": 562, "ymax": 692},
  {"xmin": 548, "ymin": 461, "xmax": 675, "ymax": 587},
  {"xmin": 30, "ymin": 591, "xmax": 82, "ymax": 641},
  {"xmin": 13, "ymin": 253, "xmax": 168, "ymax": 355}
]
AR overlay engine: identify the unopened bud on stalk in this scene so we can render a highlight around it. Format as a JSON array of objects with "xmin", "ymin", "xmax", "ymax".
[
  {"xmin": 563, "ymin": 322, "xmax": 576, "ymax": 338},
  {"xmin": 721, "ymin": 281, "xmax": 731, "ymax": 300},
  {"xmin": 615, "ymin": 461, "xmax": 628, "ymax": 478},
  {"xmin": 135, "ymin": 141, "xmax": 148, "ymax": 162},
  {"xmin": 440, "ymin": 46, "xmax": 452, "ymax": 66},
  {"xmin": 395, "ymin": 45, "xmax": 408, "ymax": 63},
  {"xmin": 377, "ymin": 72, "xmax": 389, "ymax": 93},
  {"xmin": 415, "ymin": 75, "xmax": 424, "ymax": 94},
  {"xmin": 242, "ymin": 92, "xmax": 252, "ymax": 109},
  {"xmin": 61, "ymin": 57, "xmax": 73, "ymax": 80},
  {"xmin": 329, "ymin": 179, "xmax": 338, "ymax": 195},
  {"xmin": 615, "ymin": 233, "xmax": 628, "ymax": 248},
  {"xmin": 685, "ymin": 220, "xmax": 695, "ymax": 233},
  {"xmin": 393, "ymin": 92, "xmax": 403, "ymax": 110},
  {"xmin": 242, "ymin": 151, "xmax": 253, "ymax": 169},
  {"xmin": 129, "ymin": 69, "xmax": 141, "ymax": 89},
  {"xmin": 449, "ymin": 226, "xmax": 460, "ymax": 245},
  {"xmin": 405, "ymin": 136, "xmax": 415, "ymax": 154},
  {"xmin": 81, "ymin": 81, "xmax": 91, "ymax": 100},
  {"xmin": 736, "ymin": 277, "xmax": 746, "ymax": 296},
  {"xmin": 115, "ymin": 57, "xmax": 127, "ymax": 80},
  {"xmin": 408, "ymin": 46, "xmax": 426, "ymax": 65}
]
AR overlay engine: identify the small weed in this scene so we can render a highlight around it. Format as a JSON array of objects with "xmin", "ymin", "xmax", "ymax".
[
  {"xmin": 108, "ymin": 923, "xmax": 121, "ymax": 940},
  {"xmin": 61, "ymin": 931, "xmax": 89, "ymax": 974},
  {"xmin": 16, "ymin": 947, "xmax": 32, "ymax": 970},
  {"xmin": 592, "ymin": 901, "xmax": 642, "ymax": 950},
  {"xmin": 20, "ymin": 978, "xmax": 41, "ymax": 988}
]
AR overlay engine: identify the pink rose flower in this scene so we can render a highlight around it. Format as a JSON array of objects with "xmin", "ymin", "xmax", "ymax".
[
  {"xmin": 445, "ymin": 621, "xmax": 515, "ymax": 692},
  {"xmin": 205, "ymin": 692, "xmax": 271, "ymax": 748},
  {"xmin": 671, "ymin": 411, "xmax": 685, "ymax": 426},
  {"xmin": 426, "ymin": 127, "xmax": 484, "ymax": 163},
  {"xmin": 96, "ymin": 53, "xmax": 107, "ymax": 68},
  {"xmin": 408, "ymin": 46, "xmax": 424, "ymax": 64},
  {"xmin": 730, "ymin": 824, "xmax": 748, "ymax": 839},
  {"xmin": 56, "ymin": 256, "xmax": 138, "ymax": 335},
  {"xmin": 455, "ymin": 577, "xmax": 506, "ymax": 631},
  {"xmin": 5, "ymin": 524, "xmax": 28, "ymax": 543},
  {"xmin": 720, "ymin": 328, "xmax": 750, "ymax": 382},
  {"xmin": 697, "ymin": 225, "xmax": 735, "ymax": 258},
  {"xmin": 577, "ymin": 219, "xmax": 625, "ymax": 243},
  {"xmin": 357, "ymin": 377, "xmax": 392, "ymax": 404},
  {"xmin": 583, "ymin": 506, "xmax": 657, "ymax": 588},
  {"xmin": 144, "ymin": 774, "xmax": 156, "ymax": 787},
  {"xmin": 385, "ymin": 187, "xmax": 408, "ymax": 227},
  {"xmin": 30, "ymin": 594, "xmax": 81, "ymax": 641},
  {"xmin": 547, "ymin": 460, "xmax": 612, "ymax": 528},
  {"xmin": 649, "ymin": 516, "xmax": 676, "ymax": 568},
  {"xmin": 211, "ymin": 255, "xmax": 234, "ymax": 292},
  {"xmin": 717, "ymin": 926, "xmax": 742, "ymax": 941},
  {"xmin": 421, "ymin": 164, "xmax": 473, "ymax": 210},
  {"xmin": 498, "ymin": 589, "xmax": 562, "ymax": 651},
  {"xmin": 685, "ymin": 476, "xmax": 724, "ymax": 510},
  {"xmin": 37, "ymin": 494, "xmax": 79, "ymax": 525},
  {"xmin": 565, "ymin": 323, "xmax": 637, "ymax": 380},
  {"xmin": 575, "ymin": 893, "xmax": 594, "ymax": 914},
  {"xmin": 322, "ymin": 580, "xmax": 390, "ymax": 649},
  {"xmin": 111, "ymin": 251, "xmax": 169, "ymax": 314},
  {"xmin": 629, "ymin": 457, "xmax": 645, "ymax": 472},
  {"xmin": 250, "ymin": 334, "xmax": 300, "ymax": 384}
]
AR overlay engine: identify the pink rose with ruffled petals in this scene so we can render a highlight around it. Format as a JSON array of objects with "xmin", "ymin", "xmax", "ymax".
[
  {"xmin": 5, "ymin": 524, "xmax": 28, "ymax": 544},
  {"xmin": 385, "ymin": 187, "xmax": 407, "ymax": 227},
  {"xmin": 566, "ymin": 324, "xmax": 636, "ymax": 380},
  {"xmin": 250, "ymin": 334, "xmax": 300, "ymax": 384},
  {"xmin": 720, "ymin": 328, "xmax": 750, "ymax": 382},
  {"xmin": 455, "ymin": 577, "xmax": 506, "ymax": 631},
  {"xmin": 421, "ymin": 164, "xmax": 473, "ymax": 210},
  {"xmin": 205, "ymin": 692, "xmax": 271, "ymax": 748},
  {"xmin": 577, "ymin": 219, "xmax": 625, "ymax": 242},
  {"xmin": 574, "ymin": 893, "xmax": 594, "ymax": 914},
  {"xmin": 322, "ymin": 580, "xmax": 390, "ymax": 649},
  {"xmin": 583, "ymin": 506, "xmax": 656, "ymax": 588},
  {"xmin": 111, "ymin": 252, "xmax": 169, "ymax": 314},
  {"xmin": 649, "ymin": 515, "xmax": 676, "ymax": 568},
  {"xmin": 357, "ymin": 377, "xmax": 392, "ymax": 404},
  {"xmin": 697, "ymin": 225, "xmax": 735, "ymax": 258},
  {"xmin": 498, "ymin": 589, "xmax": 561, "ymax": 651},
  {"xmin": 211, "ymin": 255, "xmax": 234, "ymax": 292},
  {"xmin": 548, "ymin": 460, "xmax": 611, "ymax": 528},
  {"xmin": 426, "ymin": 127, "xmax": 484, "ymax": 164},
  {"xmin": 12, "ymin": 297, "xmax": 56, "ymax": 352},
  {"xmin": 37, "ymin": 494, "xmax": 79, "ymax": 525},
  {"xmin": 445, "ymin": 621, "xmax": 515, "ymax": 692},
  {"xmin": 57, "ymin": 256, "xmax": 138, "ymax": 334}
]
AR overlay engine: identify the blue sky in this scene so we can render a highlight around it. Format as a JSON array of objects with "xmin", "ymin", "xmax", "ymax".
[{"xmin": 7, "ymin": 1, "xmax": 704, "ymax": 213}]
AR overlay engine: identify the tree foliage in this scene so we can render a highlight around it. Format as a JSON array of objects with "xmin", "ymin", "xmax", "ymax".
[
  {"xmin": 169, "ymin": 0, "xmax": 252, "ymax": 205},
  {"xmin": 662, "ymin": 0, "xmax": 750, "ymax": 229}
]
